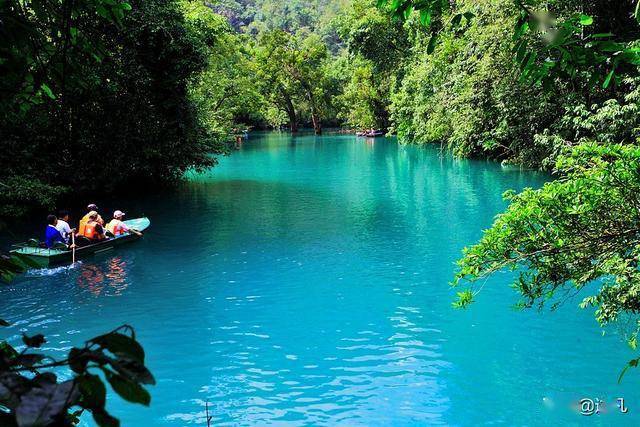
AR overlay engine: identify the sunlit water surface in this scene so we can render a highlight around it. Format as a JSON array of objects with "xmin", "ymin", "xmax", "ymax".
[{"xmin": 1, "ymin": 133, "xmax": 639, "ymax": 426}]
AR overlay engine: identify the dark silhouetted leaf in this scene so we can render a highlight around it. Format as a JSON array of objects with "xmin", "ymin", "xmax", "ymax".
[
  {"xmin": 17, "ymin": 354, "xmax": 45, "ymax": 368},
  {"xmin": 68, "ymin": 348, "xmax": 90, "ymax": 374},
  {"xmin": 90, "ymin": 332, "xmax": 145, "ymax": 364},
  {"xmin": 105, "ymin": 372, "xmax": 150, "ymax": 406},
  {"xmin": 92, "ymin": 408, "xmax": 120, "ymax": 427},
  {"xmin": 22, "ymin": 334, "xmax": 46, "ymax": 348},
  {"xmin": 15, "ymin": 381, "xmax": 79, "ymax": 427},
  {"xmin": 77, "ymin": 374, "xmax": 106, "ymax": 409}
]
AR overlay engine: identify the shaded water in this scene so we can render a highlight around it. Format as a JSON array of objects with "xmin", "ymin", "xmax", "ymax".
[{"xmin": 1, "ymin": 132, "xmax": 639, "ymax": 426}]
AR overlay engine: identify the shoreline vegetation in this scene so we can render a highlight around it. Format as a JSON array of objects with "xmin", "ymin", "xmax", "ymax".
[{"xmin": 3, "ymin": 0, "xmax": 636, "ymax": 219}]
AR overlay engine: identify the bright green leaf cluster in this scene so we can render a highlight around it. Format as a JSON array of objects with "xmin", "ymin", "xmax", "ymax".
[{"xmin": 454, "ymin": 142, "xmax": 640, "ymax": 375}]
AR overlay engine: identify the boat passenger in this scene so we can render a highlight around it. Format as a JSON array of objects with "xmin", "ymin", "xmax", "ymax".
[
  {"xmin": 78, "ymin": 203, "xmax": 104, "ymax": 235},
  {"xmin": 55, "ymin": 210, "xmax": 74, "ymax": 243},
  {"xmin": 44, "ymin": 215, "xmax": 66, "ymax": 248},
  {"xmin": 107, "ymin": 210, "xmax": 130, "ymax": 236},
  {"xmin": 81, "ymin": 212, "xmax": 106, "ymax": 242},
  {"xmin": 107, "ymin": 211, "xmax": 143, "ymax": 237}
]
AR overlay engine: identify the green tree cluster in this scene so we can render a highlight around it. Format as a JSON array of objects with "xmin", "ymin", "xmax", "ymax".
[
  {"xmin": 0, "ymin": 0, "xmax": 229, "ymax": 217},
  {"xmin": 252, "ymin": 30, "xmax": 334, "ymax": 133}
]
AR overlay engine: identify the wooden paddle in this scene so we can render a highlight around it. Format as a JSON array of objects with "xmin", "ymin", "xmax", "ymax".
[{"xmin": 71, "ymin": 232, "xmax": 76, "ymax": 264}]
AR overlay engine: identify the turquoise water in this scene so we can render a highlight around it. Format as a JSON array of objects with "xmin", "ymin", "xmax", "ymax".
[{"xmin": 1, "ymin": 132, "xmax": 639, "ymax": 426}]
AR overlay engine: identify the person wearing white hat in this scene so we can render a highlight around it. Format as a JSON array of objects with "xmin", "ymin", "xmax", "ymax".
[
  {"xmin": 106, "ymin": 210, "xmax": 128, "ymax": 236},
  {"xmin": 106, "ymin": 210, "xmax": 142, "ymax": 237}
]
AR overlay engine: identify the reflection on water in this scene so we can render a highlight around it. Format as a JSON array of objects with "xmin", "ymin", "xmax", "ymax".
[{"xmin": 76, "ymin": 257, "xmax": 129, "ymax": 297}]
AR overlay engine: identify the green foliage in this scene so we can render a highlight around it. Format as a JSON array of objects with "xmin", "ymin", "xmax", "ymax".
[
  {"xmin": 454, "ymin": 143, "xmax": 640, "ymax": 374},
  {"xmin": 0, "ymin": 0, "xmax": 225, "ymax": 217},
  {"xmin": 213, "ymin": 0, "xmax": 349, "ymax": 36},
  {"xmin": 379, "ymin": 0, "xmax": 640, "ymax": 90},
  {"xmin": 0, "ymin": 254, "xmax": 42, "ymax": 283},
  {"xmin": 337, "ymin": 0, "xmax": 409, "ymax": 73},
  {"xmin": 526, "ymin": 76, "xmax": 640, "ymax": 168},
  {"xmin": 388, "ymin": 0, "xmax": 563, "ymax": 163},
  {"xmin": 253, "ymin": 29, "xmax": 334, "ymax": 133},
  {"xmin": 330, "ymin": 0, "xmax": 407, "ymax": 130},
  {"xmin": 512, "ymin": 1, "xmax": 640, "ymax": 89},
  {"xmin": 184, "ymin": 2, "xmax": 263, "ymax": 138},
  {"xmin": 0, "ymin": 0, "xmax": 133, "ymax": 115},
  {"xmin": 352, "ymin": 0, "xmax": 640, "ymax": 167},
  {"xmin": 0, "ymin": 322, "xmax": 154, "ymax": 426},
  {"xmin": 0, "ymin": 178, "xmax": 67, "ymax": 218}
]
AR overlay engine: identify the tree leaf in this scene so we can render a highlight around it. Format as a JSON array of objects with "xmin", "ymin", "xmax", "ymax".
[
  {"xmin": 77, "ymin": 374, "xmax": 106, "ymax": 409},
  {"xmin": 108, "ymin": 359, "xmax": 155, "ymax": 385},
  {"xmin": 17, "ymin": 354, "xmax": 46, "ymax": 367},
  {"xmin": 68, "ymin": 348, "xmax": 90, "ymax": 374},
  {"xmin": 89, "ymin": 332, "xmax": 145, "ymax": 364},
  {"xmin": 15, "ymin": 381, "xmax": 79, "ymax": 427},
  {"xmin": 579, "ymin": 14, "xmax": 593, "ymax": 26},
  {"xmin": 92, "ymin": 409, "xmax": 120, "ymax": 427},
  {"xmin": 603, "ymin": 68, "xmax": 616, "ymax": 88},
  {"xmin": 40, "ymin": 84, "xmax": 55, "ymax": 100},
  {"xmin": 0, "ymin": 373, "xmax": 30, "ymax": 409},
  {"xmin": 22, "ymin": 334, "xmax": 46, "ymax": 348},
  {"xmin": 451, "ymin": 13, "xmax": 462, "ymax": 29},
  {"xmin": 419, "ymin": 9, "xmax": 431, "ymax": 27},
  {"xmin": 0, "ymin": 341, "xmax": 19, "ymax": 363},
  {"xmin": 105, "ymin": 372, "xmax": 150, "ymax": 406}
]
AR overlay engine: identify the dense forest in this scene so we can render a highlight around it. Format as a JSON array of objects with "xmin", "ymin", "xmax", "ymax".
[
  {"xmin": 4, "ymin": 0, "xmax": 640, "ymax": 216},
  {"xmin": 4, "ymin": 0, "xmax": 640, "ymax": 419}
]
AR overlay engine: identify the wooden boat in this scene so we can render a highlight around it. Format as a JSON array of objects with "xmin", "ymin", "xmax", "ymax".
[{"xmin": 10, "ymin": 218, "xmax": 151, "ymax": 268}]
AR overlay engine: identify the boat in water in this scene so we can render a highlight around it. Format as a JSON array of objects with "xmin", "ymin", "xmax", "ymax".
[
  {"xmin": 10, "ymin": 217, "xmax": 151, "ymax": 268},
  {"xmin": 356, "ymin": 130, "xmax": 384, "ymax": 138}
]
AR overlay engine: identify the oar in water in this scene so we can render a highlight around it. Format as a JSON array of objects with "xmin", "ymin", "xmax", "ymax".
[{"xmin": 71, "ymin": 233, "xmax": 76, "ymax": 264}]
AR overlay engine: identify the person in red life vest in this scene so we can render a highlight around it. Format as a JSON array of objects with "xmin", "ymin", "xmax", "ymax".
[
  {"xmin": 78, "ymin": 203, "xmax": 104, "ymax": 236},
  {"xmin": 106, "ymin": 210, "xmax": 142, "ymax": 237},
  {"xmin": 81, "ymin": 211, "xmax": 106, "ymax": 241}
]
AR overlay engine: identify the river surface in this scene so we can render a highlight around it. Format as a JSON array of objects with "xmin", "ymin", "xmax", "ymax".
[{"xmin": 1, "ymin": 132, "xmax": 639, "ymax": 426}]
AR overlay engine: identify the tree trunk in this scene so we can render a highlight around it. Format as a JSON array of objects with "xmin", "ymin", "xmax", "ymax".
[
  {"xmin": 289, "ymin": 116, "xmax": 298, "ymax": 133},
  {"xmin": 311, "ymin": 112, "xmax": 321, "ymax": 135},
  {"xmin": 303, "ymin": 84, "xmax": 321, "ymax": 135},
  {"xmin": 281, "ymin": 88, "xmax": 298, "ymax": 133}
]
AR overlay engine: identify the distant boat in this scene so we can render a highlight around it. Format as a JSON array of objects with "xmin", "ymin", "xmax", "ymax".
[
  {"xmin": 356, "ymin": 130, "xmax": 384, "ymax": 138},
  {"xmin": 10, "ymin": 218, "xmax": 151, "ymax": 268}
]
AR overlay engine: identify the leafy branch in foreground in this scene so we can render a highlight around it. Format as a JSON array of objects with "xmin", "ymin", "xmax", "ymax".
[
  {"xmin": 1, "ymin": 322, "xmax": 154, "ymax": 427},
  {"xmin": 452, "ymin": 143, "xmax": 640, "ymax": 379}
]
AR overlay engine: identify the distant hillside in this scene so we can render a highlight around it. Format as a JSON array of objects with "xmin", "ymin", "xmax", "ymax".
[{"xmin": 211, "ymin": 0, "xmax": 349, "ymax": 37}]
